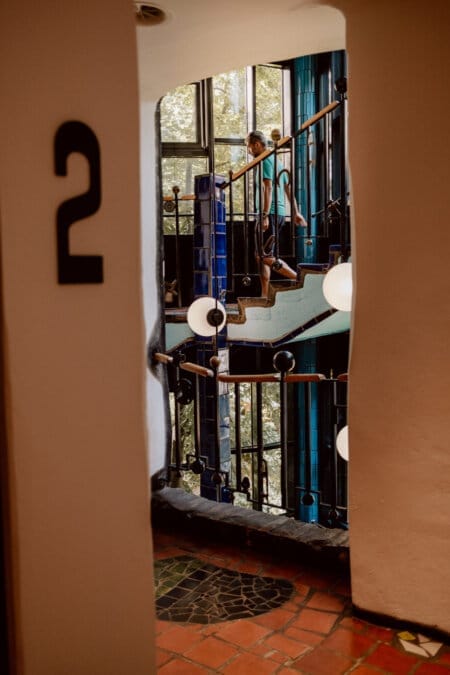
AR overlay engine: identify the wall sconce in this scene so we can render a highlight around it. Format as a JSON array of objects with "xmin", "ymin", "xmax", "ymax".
[
  {"xmin": 322, "ymin": 262, "xmax": 352, "ymax": 311},
  {"xmin": 186, "ymin": 296, "xmax": 226, "ymax": 337},
  {"xmin": 336, "ymin": 425, "xmax": 349, "ymax": 461}
]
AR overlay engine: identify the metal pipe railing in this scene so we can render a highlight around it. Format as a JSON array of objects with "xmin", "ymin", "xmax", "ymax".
[{"xmin": 153, "ymin": 351, "xmax": 347, "ymax": 526}]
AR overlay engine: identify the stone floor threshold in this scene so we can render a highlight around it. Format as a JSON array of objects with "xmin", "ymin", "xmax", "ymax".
[{"xmin": 151, "ymin": 487, "xmax": 349, "ymax": 570}]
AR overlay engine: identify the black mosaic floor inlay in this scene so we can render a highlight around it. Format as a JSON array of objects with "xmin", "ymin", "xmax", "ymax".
[{"xmin": 154, "ymin": 555, "xmax": 294, "ymax": 624}]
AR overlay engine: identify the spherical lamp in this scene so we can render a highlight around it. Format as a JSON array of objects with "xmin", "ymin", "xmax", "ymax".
[
  {"xmin": 322, "ymin": 262, "xmax": 353, "ymax": 311},
  {"xmin": 187, "ymin": 296, "xmax": 226, "ymax": 337},
  {"xmin": 336, "ymin": 425, "xmax": 349, "ymax": 461}
]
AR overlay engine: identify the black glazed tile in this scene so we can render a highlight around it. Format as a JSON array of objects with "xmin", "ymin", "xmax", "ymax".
[{"xmin": 155, "ymin": 555, "xmax": 294, "ymax": 624}]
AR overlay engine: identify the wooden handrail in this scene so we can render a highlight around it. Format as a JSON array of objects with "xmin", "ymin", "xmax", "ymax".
[
  {"xmin": 153, "ymin": 352, "xmax": 173, "ymax": 364},
  {"xmin": 163, "ymin": 194, "xmax": 195, "ymax": 202},
  {"xmin": 153, "ymin": 352, "xmax": 213, "ymax": 378},
  {"xmin": 217, "ymin": 372, "xmax": 326, "ymax": 384},
  {"xmin": 337, "ymin": 373, "xmax": 348, "ymax": 382},
  {"xmin": 179, "ymin": 362, "xmax": 215, "ymax": 378},
  {"xmin": 230, "ymin": 136, "xmax": 291, "ymax": 183},
  {"xmin": 293, "ymin": 100, "xmax": 341, "ymax": 139},
  {"xmin": 223, "ymin": 100, "xmax": 341, "ymax": 187},
  {"xmin": 154, "ymin": 353, "xmax": 328, "ymax": 384},
  {"xmin": 285, "ymin": 373, "xmax": 326, "ymax": 383},
  {"xmin": 217, "ymin": 373, "xmax": 280, "ymax": 384}
]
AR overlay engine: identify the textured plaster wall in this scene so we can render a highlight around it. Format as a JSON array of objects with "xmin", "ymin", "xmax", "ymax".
[
  {"xmin": 336, "ymin": 0, "xmax": 450, "ymax": 633},
  {"xmin": 0, "ymin": 0, "xmax": 155, "ymax": 672},
  {"xmin": 138, "ymin": 0, "xmax": 450, "ymax": 636}
]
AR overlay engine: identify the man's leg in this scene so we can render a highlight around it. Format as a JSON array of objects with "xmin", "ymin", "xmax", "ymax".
[
  {"xmin": 260, "ymin": 259, "xmax": 271, "ymax": 298},
  {"xmin": 265, "ymin": 256, "xmax": 297, "ymax": 280}
]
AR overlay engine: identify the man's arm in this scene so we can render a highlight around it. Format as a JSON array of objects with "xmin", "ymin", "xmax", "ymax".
[
  {"xmin": 285, "ymin": 183, "xmax": 307, "ymax": 227},
  {"xmin": 262, "ymin": 178, "xmax": 272, "ymax": 229}
]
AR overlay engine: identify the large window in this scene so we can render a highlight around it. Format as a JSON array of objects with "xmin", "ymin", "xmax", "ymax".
[{"xmin": 160, "ymin": 63, "xmax": 290, "ymax": 230}]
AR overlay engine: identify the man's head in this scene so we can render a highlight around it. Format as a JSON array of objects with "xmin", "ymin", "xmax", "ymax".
[{"xmin": 246, "ymin": 130, "xmax": 267, "ymax": 158}]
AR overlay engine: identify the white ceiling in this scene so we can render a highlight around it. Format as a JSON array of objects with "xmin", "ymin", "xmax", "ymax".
[{"xmin": 136, "ymin": 0, "xmax": 345, "ymax": 101}]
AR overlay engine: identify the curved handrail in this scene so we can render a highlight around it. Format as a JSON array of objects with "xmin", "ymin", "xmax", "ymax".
[
  {"xmin": 222, "ymin": 100, "xmax": 341, "ymax": 188},
  {"xmin": 153, "ymin": 354, "xmax": 327, "ymax": 383}
]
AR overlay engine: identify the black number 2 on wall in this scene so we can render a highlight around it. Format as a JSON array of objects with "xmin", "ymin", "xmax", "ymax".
[{"xmin": 54, "ymin": 121, "xmax": 103, "ymax": 284}]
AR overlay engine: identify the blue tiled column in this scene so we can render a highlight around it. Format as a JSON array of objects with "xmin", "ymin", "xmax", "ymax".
[
  {"xmin": 294, "ymin": 55, "xmax": 319, "ymax": 265},
  {"xmin": 296, "ymin": 341, "xmax": 320, "ymax": 524},
  {"xmin": 193, "ymin": 174, "xmax": 231, "ymax": 502},
  {"xmin": 194, "ymin": 174, "xmax": 227, "ymax": 299}
]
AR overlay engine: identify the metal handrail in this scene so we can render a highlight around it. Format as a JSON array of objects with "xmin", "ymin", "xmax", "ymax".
[{"xmin": 221, "ymin": 100, "xmax": 341, "ymax": 188}]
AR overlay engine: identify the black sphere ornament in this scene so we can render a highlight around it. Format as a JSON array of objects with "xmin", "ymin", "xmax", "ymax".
[
  {"xmin": 191, "ymin": 458, "xmax": 205, "ymax": 474},
  {"xmin": 273, "ymin": 350, "xmax": 295, "ymax": 374},
  {"xmin": 334, "ymin": 77, "xmax": 347, "ymax": 96},
  {"xmin": 241, "ymin": 476, "xmax": 251, "ymax": 492},
  {"xmin": 207, "ymin": 307, "xmax": 225, "ymax": 327},
  {"xmin": 175, "ymin": 378, "xmax": 194, "ymax": 405},
  {"xmin": 328, "ymin": 508, "xmax": 340, "ymax": 522},
  {"xmin": 302, "ymin": 493, "xmax": 315, "ymax": 506},
  {"xmin": 242, "ymin": 275, "xmax": 251, "ymax": 287}
]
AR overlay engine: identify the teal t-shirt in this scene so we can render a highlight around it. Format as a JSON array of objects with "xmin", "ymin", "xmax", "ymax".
[{"xmin": 262, "ymin": 154, "xmax": 288, "ymax": 216}]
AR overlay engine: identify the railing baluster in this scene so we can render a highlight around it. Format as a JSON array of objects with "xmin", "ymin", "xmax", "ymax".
[
  {"xmin": 234, "ymin": 383, "xmax": 242, "ymax": 490},
  {"xmin": 329, "ymin": 377, "xmax": 339, "ymax": 523},
  {"xmin": 290, "ymin": 136, "xmax": 296, "ymax": 258},
  {"xmin": 273, "ymin": 142, "xmax": 279, "ymax": 262},
  {"xmin": 256, "ymin": 381, "xmax": 264, "ymax": 510},
  {"xmin": 304, "ymin": 381, "xmax": 312, "ymax": 499},
  {"xmin": 280, "ymin": 371, "xmax": 288, "ymax": 510},
  {"xmin": 194, "ymin": 373, "xmax": 201, "ymax": 462},
  {"xmin": 173, "ymin": 186, "xmax": 182, "ymax": 307},
  {"xmin": 173, "ymin": 362, "xmax": 182, "ymax": 476}
]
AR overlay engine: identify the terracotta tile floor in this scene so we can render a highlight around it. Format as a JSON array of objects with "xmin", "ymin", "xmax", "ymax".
[{"xmin": 153, "ymin": 529, "xmax": 450, "ymax": 674}]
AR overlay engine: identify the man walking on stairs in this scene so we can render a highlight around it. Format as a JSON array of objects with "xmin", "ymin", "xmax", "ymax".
[{"xmin": 246, "ymin": 130, "xmax": 308, "ymax": 297}]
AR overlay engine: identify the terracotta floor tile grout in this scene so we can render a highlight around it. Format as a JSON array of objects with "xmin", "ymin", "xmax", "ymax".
[{"xmin": 154, "ymin": 531, "xmax": 450, "ymax": 675}]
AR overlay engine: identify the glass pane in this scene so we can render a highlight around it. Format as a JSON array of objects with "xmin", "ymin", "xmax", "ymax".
[
  {"xmin": 255, "ymin": 65, "xmax": 283, "ymax": 141},
  {"xmin": 160, "ymin": 83, "xmax": 198, "ymax": 143},
  {"xmin": 262, "ymin": 448, "xmax": 282, "ymax": 511},
  {"xmin": 161, "ymin": 157, "xmax": 208, "ymax": 198},
  {"xmin": 162, "ymin": 214, "xmax": 194, "ymax": 236},
  {"xmin": 213, "ymin": 69, "xmax": 247, "ymax": 139},
  {"xmin": 263, "ymin": 382, "xmax": 280, "ymax": 445},
  {"xmin": 162, "ymin": 157, "xmax": 206, "ymax": 234},
  {"xmin": 215, "ymin": 144, "xmax": 247, "ymax": 216}
]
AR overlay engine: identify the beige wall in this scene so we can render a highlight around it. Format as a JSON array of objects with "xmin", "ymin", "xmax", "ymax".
[
  {"xmin": 0, "ymin": 0, "xmax": 155, "ymax": 672},
  {"xmin": 138, "ymin": 0, "xmax": 450, "ymax": 636},
  {"xmin": 1, "ymin": 0, "xmax": 450, "ymax": 670},
  {"xmin": 335, "ymin": 0, "xmax": 450, "ymax": 632}
]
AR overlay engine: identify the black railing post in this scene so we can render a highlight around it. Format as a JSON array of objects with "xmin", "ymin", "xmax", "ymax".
[
  {"xmin": 280, "ymin": 373, "xmax": 288, "ymax": 509},
  {"xmin": 273, "ymin": 142, "xmax": 279, "ymax": 262},
  {"xmin": 256, "ymin": 381, "xmax": 264, "ymax": 510},
  {"xmin": 228, "ymin": 169, "xmax": 235, "ymax": 296},
  {"xmin": 234, "ymin": 383, "xmax": 242, "ymax": 490},
  {"xmin": 242, "ymin": 172, "xmax": 251, "ymax": 288},
  {"xmin": 211, "ymin": 356, "xmax": 222, "ymax": 501},
  {"xmin": 290, "ymin": 136, "xmax": 296, "ymax": 258},
  {"xmin": 191, "ymin": 372, "xmax": 205, "ymax": 474},
  {"xmin": 173, "ymin": 361, "xmax": 182, "ymax": 476},
  {"xmin": 335, "ymin": 77, "xmax": 348, "ymax": 260},
  {"xmin": 172, "ymin": 185, "xmax": 182, "ymax": 307},
  {"xmin": 329, "ymin": 377, "xmax": 340, "ymax": 523},
  {"xmin": 257, "ymin": 169, "xmax": 264, "ymax": 287},
  {"xmin": 273, "ymin": 350, "xmax": 296, "ymax": 510}
]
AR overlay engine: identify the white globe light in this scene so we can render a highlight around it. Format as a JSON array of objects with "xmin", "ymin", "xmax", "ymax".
[
  {"xmin": 322, "ymin": 262, "xmax": 353, "ymax": 311},
  {"xmin": 187, "ymin": 296, "xmax": 226, "ymax": 337},
  {"xmin": 336, "ymin": 425, "xmax": 349, "ymax": 461}
]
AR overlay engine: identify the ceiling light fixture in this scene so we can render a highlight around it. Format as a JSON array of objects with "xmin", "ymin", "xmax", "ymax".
[{"xmin": 134, "ymin": 3, "xmax": 167, "ymax": 25}]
